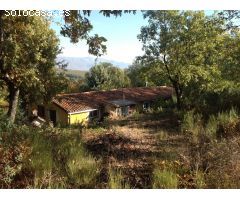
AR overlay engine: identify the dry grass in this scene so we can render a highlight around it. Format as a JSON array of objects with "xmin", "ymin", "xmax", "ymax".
[
  {"xmin": 82, "ymin": 112, "xmax": 187, "ymax": 188},
  {"xmin": 2, "ymin": 109, "xmax": 239, "ymax": 188}
]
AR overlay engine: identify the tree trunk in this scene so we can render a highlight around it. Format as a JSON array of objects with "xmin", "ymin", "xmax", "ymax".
[
  {"xmin": 175, "ymin": 89, "xmax": 182, "ymax": 110},
  {"xmin": 173, "ymin": 83, "xmax": 182, "ymax": 110},
  {"xmin": 7, "ymin": 83, "xmax": 20, "ymax": 124}
]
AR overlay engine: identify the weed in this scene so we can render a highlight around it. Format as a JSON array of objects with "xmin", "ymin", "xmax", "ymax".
[
  {"xmin": 153, "ymin": 168, "xmax": 178, "ymax": 189},
  {"xmin": 66, "ymin": 143, "xmax": 100, "ymax": 188},
  {"xmin": 156, "ymin": 130, "xmax": 168, "ymax": 140},
  {"xmin": 107, "ymin": 168, "xmax": 130, "ymax": 189}
]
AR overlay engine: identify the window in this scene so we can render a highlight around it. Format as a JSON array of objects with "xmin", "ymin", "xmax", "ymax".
[
  {"xmin": 121, "ymin": 106, "xmax": 129, "ymax": 117},
  {"xmin": 143, "ymin": 102, "xmax": 150, "ymax": 110}
]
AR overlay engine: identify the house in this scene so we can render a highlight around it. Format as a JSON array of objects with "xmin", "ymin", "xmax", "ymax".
[{"xmin": 30, "ymin": 86, "xmax": 173, "ymax": 126}]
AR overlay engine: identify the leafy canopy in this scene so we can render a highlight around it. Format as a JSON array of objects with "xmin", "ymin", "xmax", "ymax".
[
  {"xmin": 85, "ymin": 62, "xmax": 130, "ymax": 90},
  {"xmin": 138, "ymin": 11, "xmax": 225, "ymax": 109}
]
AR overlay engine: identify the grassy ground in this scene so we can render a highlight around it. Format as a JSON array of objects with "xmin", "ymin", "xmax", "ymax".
[
  {"xmin": 81, "ymin": 109, "xmax": 240, "ymax": 189},
  {"xmin": 1, "ymin": 109, "xmax": 239, "ymax": 188},
  {"xmin": 81, "ymin": 112, "xmax": 190, "ymax": 188}
]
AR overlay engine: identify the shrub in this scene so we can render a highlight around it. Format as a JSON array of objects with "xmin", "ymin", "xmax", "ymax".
[
  {"xmin": 153, "ymin": 168, "xmax": 178, "ymax": 189},
  {"xmin": 0, "ymin": 122, "xmax": 101, "ymax": 189},
  {"xmin": 107, "ymin": 168, "xmax": 130, "ymax": 189},
  {"xmin": 28, "ymin": 133, "xmax": 53, "ymax": 188},
  {"xmin": 205, "ymin": 108, "xmax": 239, "ymax": 139},
  {"xmin": 182, "ymin": 108, "xmax": 239, "ymax": 141},
  {"xmin": 0, "ymin": 125, "xmax": 31, "ymax": 188},
  {"xmin": 205, "ymin": 115, "xmax": 218, "ymax": 139},
  {"xmin": 203, "ymin": 138, "xmax": 240, "ymax": 188},
  {"xmin": 181, "ymin": 110, "xmax": 203, "ymax": 143},
  {"xmin": 181, "ymin": 108, "xmax": 240, "ymax": 188},
  {"xmin": 156, "ymin": 130, "xmax": 168, "ymax": 140},
  {"xmin": 66, "ymin": 143, "xmax": 100, "ymax": 188}
]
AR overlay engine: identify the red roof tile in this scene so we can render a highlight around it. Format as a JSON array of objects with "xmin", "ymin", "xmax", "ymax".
[{"xmin": 53, "ymin": 86, "xmax": 173, "ymax": 113}]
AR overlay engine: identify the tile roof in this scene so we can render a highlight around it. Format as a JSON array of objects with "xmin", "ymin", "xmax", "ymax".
[{"xmin": 53, "ymin": 86, "xmax": 174, "ymax": 113}]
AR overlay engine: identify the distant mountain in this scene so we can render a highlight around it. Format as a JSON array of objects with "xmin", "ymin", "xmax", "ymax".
[{"xmin": 56, "ymin": 56, "xmax": 130, "ymax": 71}]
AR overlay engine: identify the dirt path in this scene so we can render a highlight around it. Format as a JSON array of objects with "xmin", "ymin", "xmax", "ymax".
[{"xmin": 82, "ymin": 114, "xmax": 186, "ymax": 188}]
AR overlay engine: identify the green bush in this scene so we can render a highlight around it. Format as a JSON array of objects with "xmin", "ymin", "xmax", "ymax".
[
  {"xmin": 181, "ymin": 108, "xmax": 239, "ymax": 141},
  {"xmin": 205, "ymin": 108, "xmax": 239, "ymax": 139},
  {"xmin": 66, "ymin": 143, "xmax": 100, "ymax": 188},
  {"xmin": 0, "ymin": 122, "xmax": 101, "ymax": 188},
  {"xmin": 153, "ymin": 168, "xmax": 178, "ymax": 189},
  {"xmin": 181, "ymin": 108, "xmax": 240, "ymax": 188},
  {"xmin": 205, "ymin": 115, "xmax": 218, "ymax": 139},
  {"xmin": 107, "ymin": 168, "xmax": 130, "ymax": 189},
  {"xmin": 181, "ymin": 110, "xmax": 203, "ymax": 143}
]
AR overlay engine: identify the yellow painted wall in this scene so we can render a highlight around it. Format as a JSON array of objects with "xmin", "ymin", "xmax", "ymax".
[
  {"xmin": 69, "ymin": 112, "xmax": 89, "ymax": 125},
  {"xmin": 30, "ymin": 103, "xmax": 95, "ymax": 126}
]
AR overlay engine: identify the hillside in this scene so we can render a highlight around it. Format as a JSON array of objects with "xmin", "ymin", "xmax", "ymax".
[
  {"xmin": 57, "ymin": 68, "xmax": 87, "ymax": 80},
  {"xmin": 57, "ymin": 56, "xmax": 130, "ymax": 71}
]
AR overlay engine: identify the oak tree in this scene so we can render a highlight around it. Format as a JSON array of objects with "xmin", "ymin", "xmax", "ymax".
[
  {"xmin": 85, "ymin": 62, "xmax": 130, "ymax": 90},
  {"xmin": 138, "ymin": 11, "xmax": 225, "ymax": 109}
]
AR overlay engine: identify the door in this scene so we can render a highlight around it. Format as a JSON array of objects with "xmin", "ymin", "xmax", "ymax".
[
  {"xmin": 37, "ymin": 105, "xmax": 45, "ymax": 118},
  {"xmin": 121, "ymin": 106, "xmax": 129, "ymax": 117},
  {"xmin": 49, "ymin": 110, "xmax": 56, "ymax": 126}
]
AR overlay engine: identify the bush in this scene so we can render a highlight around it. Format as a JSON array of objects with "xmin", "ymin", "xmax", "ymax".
[
  {"xmin": 107, "ymin": 168, "xmax": 130, "ymax": 189},
  {"xmin": 181, "ymin": 110, "xmax": 203, "ymax": 143},
  {"xmin": 0, "ymin": 124, "xmax": 31, "ymax": 188},
  {"xmin": 181, "ymin": 108, "xmax": 240, "ymax": 188},
  {"xmin": 205, "ymin": 108, "xmax": 239, "ymax": 139},
  {"xmin": 152, "ymin": 96, "xmax": 176, "ymax": 113},
  {"xmin": 153, "ymin": 168, "xmax": 178, "ymax": 189},
  {"xmin": 0, "ymin": 122, "xmax": 101, "ymax": 188},
  {"xmin": 66, "ymin": 143, "xmax": 100, "ymax": 188},
  {"xmin": 203, "ymin": 138, "xmax": 240, "ymax": 188},
  {"xmin": 181, "ymin": 108, "xmax": 239, "ymax": 141}
]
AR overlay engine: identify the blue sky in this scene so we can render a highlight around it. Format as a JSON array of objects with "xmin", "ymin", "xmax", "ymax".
[
  {"xmin": 51, "ymin": 10, "xmax": 217, "ymax": 64},
  {"xmin": 51, "ymin": 11, "xmax": 147, "ymax": 64}
]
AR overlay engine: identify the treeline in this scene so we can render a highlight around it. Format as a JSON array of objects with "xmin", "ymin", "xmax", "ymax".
[{"xmin": 73, "ymin": 11, "xmax": 240, "ymax": 115}]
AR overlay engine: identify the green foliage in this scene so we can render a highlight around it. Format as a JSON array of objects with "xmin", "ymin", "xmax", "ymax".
[
  {"xmin": 204, "ymin": 108, "xmax": 239, "ymax": 139},
  {"xmin": 107, "ymin": 168, "xmax": 130, "ymax": 189},
  {"xmin": 127, "ymin": 60, "xmax": 169, "ymax": 87},
  {"xmin": 0, "ymin": 123, "xmax": 101, "ymax": 188},
  {"xmin": 181, "ymin": 108, "xmax": 239, "ymax": 141},
  {"xmin": 137, "ymin": 10, "xmax": 239, "ymax": 110},
  {"xmin": 153, "ymin": 168, "xmax": 178, "ymax": 189},
  {"xmin": 180, "ymin": 108, "xmax": 240, "ymax": 188},
  {"xmin": 152, "ymin": 96, "xmax": 175, "ymax": 112},
  {"xmin": 57, "ymin": 69, "xmax": 86, "ymax": 80},
  {"xmin": 65, "ymin": 142, "xmax": 100, "ymax": 188},
  {"xmin": 217, "ymin": 108, "xmax": 239, "ymax": 126},
  {"xmin": 0, "ymin": 122, "xmax": 31, "ymax": 188},
  {"xmin": 30, "ymin": 134, "xmax": 53, "ymax": 178},
  {"xmin": 0, "ymin": 13, "xmax": 68, "ymax": 122},
  {"xmin": 85, "ymin": 62, "xmax": 130, "ymax": 90},
  {"xmin": 195, "ymin": 171, "xmax": 206, "ymax": 189},
  {"xmin": 181, "ymin": 110, "xmax": 203, "ymax": 141}
]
